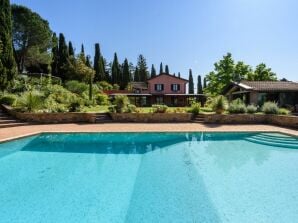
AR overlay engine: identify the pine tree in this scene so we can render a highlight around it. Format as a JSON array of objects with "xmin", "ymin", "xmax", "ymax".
[
  {"xmin": 111, "ymin": 52, "xmax": 120, "ymax": 85},
  {"xmin": 0, "ymin": 0, "xmax": 17, "ymax": 89},
  {"xmin": 150, "ymin": 64, "xmax": 156, "ymax": 78},
  {"xmin": 188, "ymin": 69, "xmax": 194, "ymax": 94},
  {"xmin": 137, "ymin": 54, "xmax": 148, "ymax": 82},
  {"xmin": 68, "ymin": 41, "xmax": 74, "ymax": 56},
  {"xmin": 57, "ymin": 33, "xmax": 69, "ymax": 80},
  {"xmin": 51, "ymin": 33, "xmax": 59, "ymax": 76},
  {"xmin": 134, "ymin": 67, "xmax": 140, "ymax": 81},
  {"xmin": 165, "ymin": 65, "xmax": 169, "ymax": 74},
  {"xmin": 122, "ymin": 58, "xmax": 130, "ymax": 89},
  {"xmin": 197, "ymin": 75, "xmax": 203, "ymax": 94},
  {"xmin": 159, "ymin": 62, "xmax": 163, "ymax": 74}
]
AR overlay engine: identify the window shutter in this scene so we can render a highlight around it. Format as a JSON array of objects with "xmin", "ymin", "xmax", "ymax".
[
  {"xmin": 155, "ymin": 84, "xmax": 157, "ymax": 91},
  {"xmin": 178, "ymin": 84, "xmax": 180, "ymax": 91},
  {"xmin": 171, "ymin": 84, "xmax": 173, "ymax": 91},
  {"xmin": 161, "ymin": 84, "xmax": 164, "ymax": 91}
]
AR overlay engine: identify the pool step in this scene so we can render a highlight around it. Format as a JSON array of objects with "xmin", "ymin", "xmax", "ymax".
[
  {"xmin": 94, "ymin": 113, "xmax": 113, "ymax": 123},
  {"xmin": 193, "ymin": 114, "xmax": 205, "ymax": 123},
  {"xmin": 245, "ymin": 134, "xmax": 298, "ymax": 149},
  {"xmin": 0, "ymin": 110, "xmax": 30, "ymax": 128}
]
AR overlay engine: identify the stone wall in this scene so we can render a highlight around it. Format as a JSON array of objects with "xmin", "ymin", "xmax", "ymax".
[
  {"xmin": 1, "ymin": 105, "xmax": 96, "ymax": 123},
  {"xmin": 110, "ymin": 113, "xmax": 193, "ymax": 123},
  {"xmin": 204, "ymin": 114, "xmax": 298, "ymax": 129}
]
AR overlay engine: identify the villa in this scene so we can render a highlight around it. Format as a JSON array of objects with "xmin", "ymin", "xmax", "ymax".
[
  {"xmin": 105, "ymin": 73, "xmax": 205, "ymax": 107},
  {"xmin": 224, "ymin": 81, "xmax": 298, "ymax": 109}
]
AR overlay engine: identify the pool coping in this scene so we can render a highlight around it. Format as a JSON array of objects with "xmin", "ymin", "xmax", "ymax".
[{"xmin": 0, "ymin": 126, "xmax": 297, "ymax": 144}]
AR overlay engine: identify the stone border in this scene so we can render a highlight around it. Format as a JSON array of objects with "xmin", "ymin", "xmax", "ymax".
[
  {"xmin": 110, "ymin": 113, "xmax": 193, "ymax": 123},
  {"xmin": 204, "ymin": 114, "xmax": 298, "ymax": 129}
]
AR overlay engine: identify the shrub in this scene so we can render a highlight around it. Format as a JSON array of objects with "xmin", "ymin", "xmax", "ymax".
[
  {"xmin": 211, "ymin": 95, "xmax": 228, "ymax": 114},
  {"xmin": 190, "ymin": 102, "xmax": 201, "ymax": 114},
  {"xmin": 228, "ymin": 98, "xmax": 246, "ymax": 114},
  {"xmin": 65, "ymin": 80, "xmax": 88, "ymax": 95},
  {"xmin": 152, "ymin": 104, "xmax": 168, "ymax": 113},
  {"xmin": 97, "ymin": 81, "xmax": 113, "ymax": 90},
  {"xmin": 44, "ymin": 97, "xmax": 68, "ymax": 113},
  {"xmin": 17, "ymin": 91, "xmax": 44, "ymax": 112},
  {"xmin": 0, "ymin": 94, "xmax": 17, "ymax": 106},
  {"xmin": 246, "ymin": 104, "xmax": 258, "ymax": 114},
  {"xmin": 113, "ymin": 95, "xmax": 129, "ymax": 113},
  {"xmin": 262, "ymin": 102, "xmax": 279, "ymax": 114},
  {"xmin": 95, "ymin": 94, "xmax": 109, "ymax": 105},
  {"xmin": 127, "ymin": 104, "xmax": 137, "ymax": 113},
  {"xmin": 278, "ymin": 108, "xmax": 290, "ymax": 115}
]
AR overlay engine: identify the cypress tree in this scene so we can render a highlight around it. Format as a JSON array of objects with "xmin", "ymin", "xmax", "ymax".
[
  {"xmin": 197, "ymin": 75, "xmax": 203, "ymax": 94},
  {"xmin": 178, "ymin": 72, "xmax": 181, "ymax": 78},
  {"xmin": 86, "ymin": 55, "xmax": 91, "ymax": 67},
  {"xmin": 51, "ymin": 33, "xmax": 59, "ymax": 76},
  {"xmin": 165, "ymin": 65, "xmax": 169, "ymax": 74},
  {"xmin": 57, "ymin": 33, "xmax": 68, "ymax": 80},
  {"xmin": 159, "ymin": 62, "xmax": 163, "ymax": 74},
  {"xmin": 68, "ymin": 41, "xmax": 74, "ymax": 56},
  {"xmin": 0, "ymin": 0, "xmax": 17, "ymax": 89},
  {"xmin": 188, "ymin": 69, "xmax": 194, "ymax": 94},
  {"xmin": 203, "ymin": 77, "xmax": 207, "ymax": 89},
  {"xmin": 81, "ymin": 44, "xmax": 85, "ymax": 55},
  {"xmin": 93, "ymin": 43, "xmax": 105, "ymax": 82},
  {"xmin": 137, "ymin": 54, "xmax": 148, "ymax": 82},
  {"xmin": 111, "ymin": 52, "xmax": 120, "ymax": 85},
  {"xmin": 122, "ymin": 58, "xmax": 130, "ymax": 89},
  {"xmin": 150, "ymin": 64, "xmax": 156, "ymax": 78}
]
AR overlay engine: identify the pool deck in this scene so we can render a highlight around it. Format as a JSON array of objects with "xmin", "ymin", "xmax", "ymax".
[{"xmin": 0, "ymin": 123, "xmax": 297, "ymax": 142}]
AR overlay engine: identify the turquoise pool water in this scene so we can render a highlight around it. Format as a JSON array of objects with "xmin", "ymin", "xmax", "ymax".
[{"xmin": 0, "ymin": 132, "xmax": 297, "ymax": 222}]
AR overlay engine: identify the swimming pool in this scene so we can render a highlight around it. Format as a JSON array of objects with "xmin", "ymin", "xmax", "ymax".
[{"xmin": 0, "ymin": 132, "xmax": 297, "ymax": 222}]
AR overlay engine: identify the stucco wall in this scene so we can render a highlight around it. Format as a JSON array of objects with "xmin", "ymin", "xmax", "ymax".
[{"xmin": 147, "ymin": 74, "xmax": 187, "ymax": 94}]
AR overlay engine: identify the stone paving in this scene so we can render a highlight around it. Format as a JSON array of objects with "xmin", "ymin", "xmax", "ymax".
[{"xmin": 0, "ymin": 123, "xmax": 297, "ymax": 143}]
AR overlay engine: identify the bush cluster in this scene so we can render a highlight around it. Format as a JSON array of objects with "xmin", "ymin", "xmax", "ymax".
[
  {"xmin": 211, "ymin": 95, "xmax": 228, "ymax": 114},
  {"xmin": 152, "ymin": 104, "xmax": 168, "ymax": 113},
  {"xmin": 228, "ymin": 98, "xmax": 247, "ymax": 114},
  {"xmin": 189, "ymin": 102, "xmax": 200, "ymax": 114}
]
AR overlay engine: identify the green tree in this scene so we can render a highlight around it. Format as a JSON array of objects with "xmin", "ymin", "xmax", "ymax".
[
  {"xmin": 165, "ymin": 65, "xmax": 169, "ymax": 74},
  {"xmin": 51, "ymin": 33, "xmax": 59, "ymax": 76},
  {"xmin": 197, "ymin": 75, "xmax": 203, "ymax": 94},
  {"xmin": 203, "ymin": 77, "xmax": 207, "ymax": 89},
  {"xmin": 134, "ymin": 66, "xmax": 140, "ymax": 81},
  {"xmin": 249, "ymin": 63, "xmax": 277, "ymax": 81},
  {"xmin": 188, "ymin": 69, "xmax": 194, "ymax": 94},
  {"xmin": 57, "ymin": 33, "xmax": 68, "ymax": 80},
  {"xmin": 0, "ymin": 0, "xmax": 18, "ymax": 90},
  {"xmin": 137, "ymin": 54, "xmax": 148, "ymax": 81},
  {"xmin": 68, "ymin": 41, "xmax": 74, "ymax": 56},
  {"xmin": 178, "ymin": 72, "xmax": 181, "ymax": 78},
  {"xmin": 234, "ymin": 61, "xmax": 253, "ymax": 82},
  {"xmin": 159, "ymin": 62, "xmax": 163, "ymax": 74},
  {"xmin": 151, "ymin": 64, "xmax": 156, "ymax": 78},
  {"xmin": 111, "ymin": 52, "xmax": 120, "ymax": 84},
  {"xmin": 121, "ymin": 58, "xmax": 130, "ymax": 89},
  {"xmin": 93, "ymin": 43, "xmax": 105, "ymax": 82},
  {"xmin": 86, "ymin": 55, "xmax": 91, "ymax": 67},
  {"xmin": 11, "ymin": 4, "xmax": 52, "ymax": 73}
]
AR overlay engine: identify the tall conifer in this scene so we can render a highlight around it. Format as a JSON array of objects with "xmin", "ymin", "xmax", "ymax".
[{"xmin": 188, "ymin": 69, "xmax": 194, "ymax": 94}]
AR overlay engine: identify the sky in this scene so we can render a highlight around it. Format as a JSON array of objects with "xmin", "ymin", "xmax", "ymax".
[{"xmin": 11, "ymin": 0, "xmax": 298, "ymax": 83}]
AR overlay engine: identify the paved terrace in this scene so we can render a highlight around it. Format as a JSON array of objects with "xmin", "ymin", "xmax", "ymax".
[{"xmin": 0, "ymin": 123, "xmax": 297, "ymax": 143}]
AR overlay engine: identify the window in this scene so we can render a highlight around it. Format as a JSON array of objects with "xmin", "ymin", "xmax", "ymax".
[
  {"xmin": 156, "ymin": 96, "xmax": 163, "ymax": 104},
  {"xmin": 171, "ymin": 84, "xmax": 180, "ymax": 92},
  {"xmin": 155, "ymin": 84, "xmax": 164, "ymax": 92}
]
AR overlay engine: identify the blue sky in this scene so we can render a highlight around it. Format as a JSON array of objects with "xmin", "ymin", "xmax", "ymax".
[{"xmin": 11, "ymin": 0, "xmax": 298, "ymax": 82}]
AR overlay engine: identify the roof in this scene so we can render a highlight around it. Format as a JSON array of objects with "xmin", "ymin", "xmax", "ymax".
[
  {"xmin": 147, "ymin": 73, "xmax": 188, "ymax": 82},
  {"xmin": 130, "ymin": 82, "xmax": 148, "ymax": 89},
  {"xmin": 230, "ymin": 81, "xmax": 298, "ymax": 92}
]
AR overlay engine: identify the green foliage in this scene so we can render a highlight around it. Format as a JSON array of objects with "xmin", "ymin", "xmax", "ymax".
[
  {"xmin": 137, "ymin": 54, "xmax": 149, "ymax": 81},
  {"xmin": 95, "ymin": 94, "xmax": 109, "ymax": 105},
  {"xmin": 262, "ymin": 102, "xmax": 279, "ymax": 114},
  {"xmin": 93, "ymin": 43, "xmax": 106, "ymax": 82},
  {"xmin": 16, "ymin": 90, "xmax": 44, "ymax": 112},
  {"xmin": 246, "ymin": 104, "xmax": 258, "ymax": 114},
  {"xmin": 190, "ymin": 102, "xmax": 200, "ymax": 114},
  {"xmin": 228, "ymin": 98, "xmax": 247, "ymax": 114},
  {"xmin": 247, "ymin": 63, "xmax": 277, "ymax": 81},
  {"xmin": 151, "ymin": 64, "xmax": 156, "ymax": 78},
  {"xmin": 278, "ymin": 108, "xmax": 290, "ymax": 115},
  {"xmin": 159, "ymin": 62, "xmax": 163, "ymax": 74},
  {"xmin": 97, "ymin": 81, "xmax": 113, "ymax": 90},
  {"xmin": 211, "ymin": 95, "xmax": 228, "ymax": 114},
  {"xmin": 152, "ymin": 104, "xmax": 168, "ymax": 113},
  {"xmin": 0, "ymin": 0, "xmax": 18, "ymax": 90},
  {"xmin": 65, "ymin": 80, "xmax": 88, "ymax": 95},
  {"xmin": 0, "ymin": 94, "xmax": 17, "ymax": 105},
  {"xmin": 188, "ymin": 69, "xmax": 194, "ymax": 94},
  {"xmin": 44, "ymin": 97, "xmax": 68, "ymax": 112},
  {"xmin": 12, "ymin": 4, "xmax": 52, "ymax": 73},
  {"xmin": 113, "ymin": 95, "xmax": 129, "ymax": 113},
  {"xmin": 127, "ymin": 104, "xmax": 137, "ymax": 113},
  {"xmin": 197, "ymin": 75, "xmax": 203, "ymax": 94},
  {"xmin": 57, "ymin": 33, "xmax": 68, "ymax": 80},
  {"xmin": 165, "ymin": 65, "xmax": 169, "ymax": 74},
  {"xmin": 111, "ymin": 53, "xmax": 121, "ymax": 84}
]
